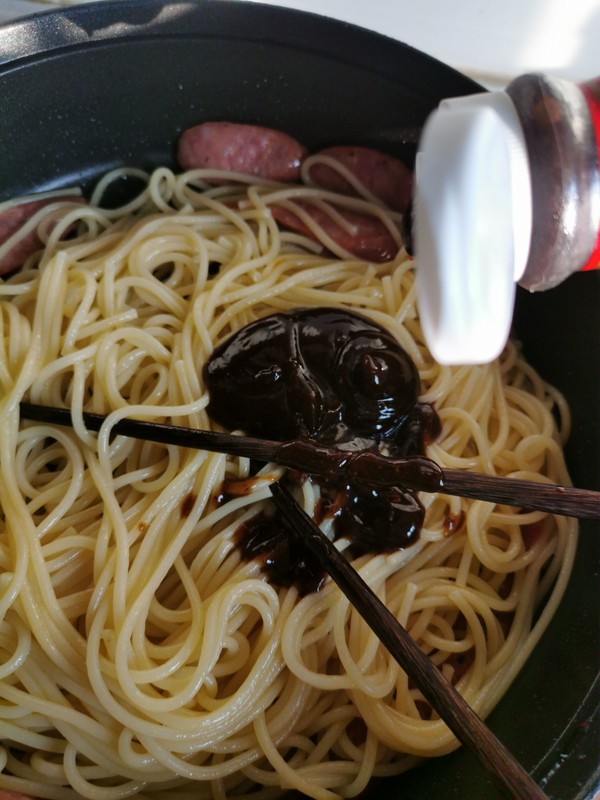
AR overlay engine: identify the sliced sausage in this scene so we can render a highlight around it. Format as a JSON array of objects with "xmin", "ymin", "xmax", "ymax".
[
  {"xmin": 305, "ymin": 146, "xmax": 412, "ymax": 212},
  {"xmin": 0, "ymin": 195, "xmax": 84, "ymax": 275},
  {"xmin": 177, "ymin": 121, "xmax": 307, "ymax": 181},
  {"xmin": 0, "ymin": 792, "xmax": 34, "ymax": 800},
  {"xmin": 271, "ymin": 201, "xmax": 400, "ymax": 263}
]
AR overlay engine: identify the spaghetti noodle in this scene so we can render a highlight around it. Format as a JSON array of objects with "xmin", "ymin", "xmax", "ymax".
[{"xmin": 0, "ymin": 165, "xmax": 577, "ymax": 799}]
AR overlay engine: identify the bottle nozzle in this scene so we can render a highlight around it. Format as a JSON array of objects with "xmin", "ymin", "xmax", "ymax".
[{"xmin": 414, "ymin": 91, "xmax": 532, "ymax": 365}]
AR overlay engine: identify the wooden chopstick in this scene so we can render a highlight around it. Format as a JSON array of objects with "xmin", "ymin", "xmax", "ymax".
[
  {"xmin": 19, "ymin": 401, "xmax": 600, "ymax": 520},
  {"xmin": 269, "ymin": 480, "xmax": 550, "ymax": 800}
]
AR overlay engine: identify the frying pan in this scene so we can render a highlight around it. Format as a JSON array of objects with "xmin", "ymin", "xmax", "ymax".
[{"xmin": 0, "ymin": 2, "xmax": 598, "ymax": 798}]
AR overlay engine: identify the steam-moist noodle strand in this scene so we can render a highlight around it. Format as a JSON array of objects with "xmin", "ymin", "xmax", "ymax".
[{"xmin": 0, "ymin": 166, "xmax": 577, "ymax": 800}]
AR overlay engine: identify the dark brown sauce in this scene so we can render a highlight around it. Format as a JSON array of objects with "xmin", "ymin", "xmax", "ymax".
[
  {"xmin": 204, "ymin": 307, "xmax": 419, "ymax": 443},
  {"xmin": 180, "ymin": 493, "xmax": 196, "ymax": 518},
  {"xmin": 216, "ymin": 474, "xmax": 279, "ymax": 505},
  {"xmin": 204, "ymin": 308, "xmax": 441, "ymax": 591},
  {"xmin": 443, "ymin": 509, "xmax": 466, "ymax": 537},
  {"xmin": 337, "ymin": 483, "xmax": 424, "ymax": 556},
  {"xmin": 235, "ymin": 503, "xmax": 326, "ymax": 595}
]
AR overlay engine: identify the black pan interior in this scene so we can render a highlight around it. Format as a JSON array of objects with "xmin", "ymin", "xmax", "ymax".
[{"xmin": 0, "ymin": 2, "xmax": 598, "ymax": 798}]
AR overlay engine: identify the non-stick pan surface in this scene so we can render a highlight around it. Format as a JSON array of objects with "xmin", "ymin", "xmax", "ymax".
[{"xmin": 0, "ymin": 2, "xmax": 598, "ymax": 798}]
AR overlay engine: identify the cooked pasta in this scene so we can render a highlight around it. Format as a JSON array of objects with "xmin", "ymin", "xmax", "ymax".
[{"xmin": 0, "ymin": 166, "xmax": 577, "ymax": 800}]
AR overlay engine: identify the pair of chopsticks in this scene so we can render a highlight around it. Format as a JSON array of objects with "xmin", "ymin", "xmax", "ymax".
[
  {"xmin": 270, "ymin": 481, "xmax": 549, "ymax": 800},
  {"xmin": 19, "ymin": 401, "xmax": 600, "ymax": 519},
  {"xmin": 18, "ymin": 400, "xmax": 584, "ymax": 798}
]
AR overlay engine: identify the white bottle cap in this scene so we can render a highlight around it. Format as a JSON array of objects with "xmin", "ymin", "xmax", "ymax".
[{"xmin": 414, "ymin": 90, "xmax": 532, "ymax": 365}]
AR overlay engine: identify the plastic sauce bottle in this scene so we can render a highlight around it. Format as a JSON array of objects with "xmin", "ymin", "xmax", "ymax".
[{"xmin": 414, "ymin": 74, "xmax": 600, "ymax": 365}]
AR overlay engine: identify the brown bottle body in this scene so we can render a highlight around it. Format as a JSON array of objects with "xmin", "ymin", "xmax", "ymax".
[{"xmin": 506, "ymin": 75, "xmax": 600, "ymax": 291}]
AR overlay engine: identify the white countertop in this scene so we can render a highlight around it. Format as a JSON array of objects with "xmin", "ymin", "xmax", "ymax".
[{"xmin": 0, "ymin": 0, "xmax": 598, "ymax": 87}]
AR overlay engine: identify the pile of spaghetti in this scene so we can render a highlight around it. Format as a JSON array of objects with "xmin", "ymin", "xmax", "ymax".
[{"xmin": 0, "ymin": 162, "xmax": 577, "ymax": 799}]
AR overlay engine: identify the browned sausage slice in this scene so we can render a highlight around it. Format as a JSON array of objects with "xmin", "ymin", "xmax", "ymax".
[
  {"xmin": 305, "ymin": 146, "xmax": 412, "ymax": 212},
  {"xmin": 177, "ymin": 121, "xmax": 307, "ymax": 181},
  {"xmin": 271, "ymin": 201, "xmax": 400, "ymax": 263},
  {"xmin": 0, "ymin": 195, "xmax": 84, "ymax": 275}
]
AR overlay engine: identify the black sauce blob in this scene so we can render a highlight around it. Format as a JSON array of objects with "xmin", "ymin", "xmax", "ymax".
[
  {"xmin": 204, "ymin": 308, "xmax": 419, "ymax": 443},
  {"xmin": 338, "ymin": 484, "xmax": 424, "ymax": 556},
  {"xmin": 204, "ymin": 308, "xmax": 440, "ymax": 592},
  {"xmin": 235, "ymin": 508, "xmax": 326, "ymax": 595}
]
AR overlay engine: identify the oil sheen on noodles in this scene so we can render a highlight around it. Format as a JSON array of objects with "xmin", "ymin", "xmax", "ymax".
[{"xmin": 0, "ymin": 166, "xmax": 577, "ymax": 800}]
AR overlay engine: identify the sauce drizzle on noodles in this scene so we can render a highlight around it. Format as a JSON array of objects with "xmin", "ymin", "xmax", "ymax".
[
  {"xmin": 0, "ymin": 160, "xmax": 577, "ymax": 800},
  {"xmin": 205, "ymin": 307, "xmax": 442, "ymax": 586}
]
